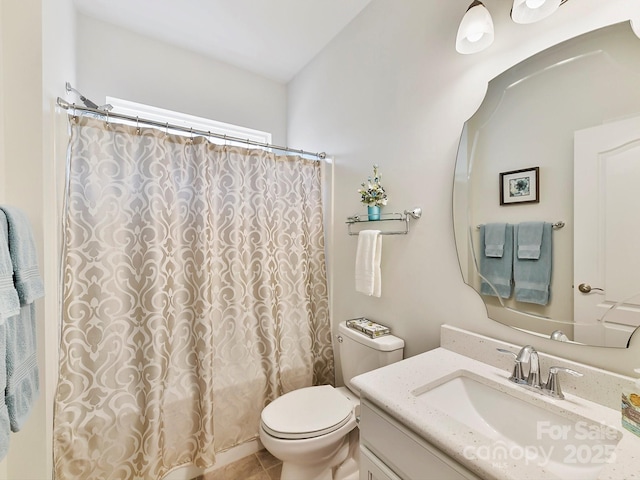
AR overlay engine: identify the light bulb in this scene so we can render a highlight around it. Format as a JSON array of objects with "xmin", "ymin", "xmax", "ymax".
[
  {"xmin": 466, "ymin": 31, "xmax": 484, "ymax": 43},
  {"xmin": 525, "ymin": 0, "xmax": 546, "ymax": 9},
  {"xmin": 511, "ymin": 0, "xmax": 561, "ymax": 24},
  {"xmin": 456, "ymin": 1, "xmax": 494, "ymax": 54}
]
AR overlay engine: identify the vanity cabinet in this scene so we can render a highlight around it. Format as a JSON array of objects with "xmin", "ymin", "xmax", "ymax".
[{"xmin": 359, "ymin": 400, "xmax": 480, "ymax": 480}]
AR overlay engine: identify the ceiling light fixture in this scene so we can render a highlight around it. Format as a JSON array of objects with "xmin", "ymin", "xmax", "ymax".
[
  {"xmin": 456, "ymin": 0, "xmax": 495, "ymax": 55},
  {"xmin": 456, "ymin": 0, "xmax": 573, "ymax": 54},
  {"xmin": 511, "ymin": 0, "xmax": 565, "ymax": 25}
]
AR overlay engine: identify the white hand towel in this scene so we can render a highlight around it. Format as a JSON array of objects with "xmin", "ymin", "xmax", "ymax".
[{"xmin": 355, "ymin": 230, "xmax": 382, "ymax": 297}]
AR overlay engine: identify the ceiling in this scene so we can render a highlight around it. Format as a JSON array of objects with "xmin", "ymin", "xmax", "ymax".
[{"xmin": 73, "ymin": 0, "xmax": 372, "ymax": 83}]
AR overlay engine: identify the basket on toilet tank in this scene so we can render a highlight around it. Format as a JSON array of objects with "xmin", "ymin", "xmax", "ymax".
[
  {"xmin": 345, "ymin": 317, "xmax": 390, "ymax": 338},
  {"xmin": 337, "ymin": 320, "xmax": 404, "ymax": 393}
]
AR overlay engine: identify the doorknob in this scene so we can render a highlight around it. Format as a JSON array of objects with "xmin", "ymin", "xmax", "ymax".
[{"xmin": 578, "ymin": 283, "xmax": 604, "ymax": 294}]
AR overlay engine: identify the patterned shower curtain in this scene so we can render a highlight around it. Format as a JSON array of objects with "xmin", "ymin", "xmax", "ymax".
[{"xmin": 53, "ymin": 116, "xmax": 333, "ymax": 479}]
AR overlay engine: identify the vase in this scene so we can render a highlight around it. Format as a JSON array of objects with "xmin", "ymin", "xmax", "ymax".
[{"xmin": 367, "ymin": 205, "xmax": 381, "ymax": 221}]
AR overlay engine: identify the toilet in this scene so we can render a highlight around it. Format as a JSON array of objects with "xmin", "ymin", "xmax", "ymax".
[{"xmin": 259, "ymin": 320, "xmax": 404, "ymax": 480}]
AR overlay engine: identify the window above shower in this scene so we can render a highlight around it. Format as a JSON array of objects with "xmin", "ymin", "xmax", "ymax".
[{"xmin": 106, "ymin": 97, "xmax": 272, "ymax": 147}]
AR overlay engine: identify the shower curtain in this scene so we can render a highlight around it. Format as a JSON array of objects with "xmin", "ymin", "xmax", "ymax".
[{"xmin": 53, "ymin": 116, "xmax": 333, "ymax": 479}]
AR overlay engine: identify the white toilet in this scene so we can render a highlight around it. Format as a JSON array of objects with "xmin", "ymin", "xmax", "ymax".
[{"xmin": 259, "ymin": 321, "xmax": 404, "ymax": 480}]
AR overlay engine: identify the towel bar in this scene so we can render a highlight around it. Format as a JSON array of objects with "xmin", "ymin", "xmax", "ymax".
[
  {"xmin": 346, "ymin": 207, "xmax": 422, "ymax": 235},
  {"xmin": 476, "ymin": 220, "xmax": 565, "ymax": 230}
]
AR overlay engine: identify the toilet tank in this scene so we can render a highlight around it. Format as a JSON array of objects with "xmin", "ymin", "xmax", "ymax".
[{"xmin": 337, "ymin": 321, "xmax": 404, "ymax": 393}]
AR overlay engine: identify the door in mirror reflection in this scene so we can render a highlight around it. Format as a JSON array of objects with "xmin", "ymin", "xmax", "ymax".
[{"xmin": 574, "ymin": 115, "xmax": 640, "ymax": 346}]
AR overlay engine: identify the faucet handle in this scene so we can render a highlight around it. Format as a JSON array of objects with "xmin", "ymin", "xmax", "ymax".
[
  {"xmin": 497, "ymin": 348, "xmax": 526, "ymax": 384},
  {"xmin": 496, "ymin": 348, "xmax": 516, "ymax": 359},
  {"xmin": 549, "ymin": 366, "xmax": 583, "ymax": 376},
  {"xmin": 545, "ymin": 366, "xmax": 584, "ymax": 399}
]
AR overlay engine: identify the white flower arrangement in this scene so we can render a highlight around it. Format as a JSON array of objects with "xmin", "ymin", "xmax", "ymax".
[{"xmin": 358, "ymin": 165, "xmax": 388, "ymax": 207}]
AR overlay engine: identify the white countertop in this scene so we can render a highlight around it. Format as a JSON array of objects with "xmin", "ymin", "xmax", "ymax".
[{"xmin": 352, "ymin": 347, "xmax": 640, "ymax": 480}]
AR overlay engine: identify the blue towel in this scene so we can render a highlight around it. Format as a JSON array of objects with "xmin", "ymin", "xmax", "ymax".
[
  {"xmin": 0, "ymin": 206, "xmax": 44, "ymax": 305},
  {"xmin": 517, "ymin": 222, "xmax": 544, "ymax": 259},
  {"xmin": 0, "ymin": 212, "xmax": 20, "ymax": 322},
  {"xmin": 0, "ymin": 323, "xmax": 10, "ymax": 460},
  {"xmin": 479, "ymin": 224, "xmax": 513, "ymax": 298},
  {"xmin": 514, "ymin": 222, "xmax": 552, "ymax": 305},
  {"xmin": 0, "ymin": 206, "xmax": 42, "ymax": 432},
  {"xmin": 484, "ymin": 223, "xmax": 506, "ymax": 258},
  {"xmin": 5, "ymin": 304, "xmax": 39, "ymax": 432}
]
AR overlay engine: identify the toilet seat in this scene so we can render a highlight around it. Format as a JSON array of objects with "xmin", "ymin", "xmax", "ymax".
[{"xmin": 261, "ymin": 385, "xmax": 354, "ymax": 440}]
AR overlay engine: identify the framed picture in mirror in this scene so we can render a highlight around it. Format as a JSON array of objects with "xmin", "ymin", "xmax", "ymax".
[{"xmin": 500, "ymin": 167, "xmax": 539, "ymax": 205}]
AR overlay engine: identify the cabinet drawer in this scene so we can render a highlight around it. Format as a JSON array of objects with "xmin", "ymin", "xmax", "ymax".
[
  {"xmin": 360, "ymin": 446, "xmax": 403, "ymax": 480},
  {"xmin": 360, "ymin": 400, "xmax": 480, "ymax": 480}
]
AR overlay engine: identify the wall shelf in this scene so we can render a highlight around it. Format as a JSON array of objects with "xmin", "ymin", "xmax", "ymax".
[{"xmin": 346, "ymin": 207, "xmax": 422, "ymax": 235}]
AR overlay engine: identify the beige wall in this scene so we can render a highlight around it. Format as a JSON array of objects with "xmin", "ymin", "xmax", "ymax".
[
  {"xmin": 0, "ymin": 0, "xmax": 74, "ymax": 478},
  {"xmin": 1, "ymin": 1, "xmax": 45, "ymax": 478},
  {"xmin": 0, "ymin": 3, "xmax": 5, "ymax": 472},
  {"xmin": 75, "ymin": 14, "xmax": 288, "ymax": 146},
  {"xmin": 41, "ymin": 0, "xmax": 76, "ymax": 478},
  {"xmin": 287, "ymin": 0, "xmax": 640, "ymax": 384}
]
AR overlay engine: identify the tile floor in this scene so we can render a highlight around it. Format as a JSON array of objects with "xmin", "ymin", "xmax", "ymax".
[{"xmin": 193, "ymin": 450, "xmax": 282, "ymax": 480}]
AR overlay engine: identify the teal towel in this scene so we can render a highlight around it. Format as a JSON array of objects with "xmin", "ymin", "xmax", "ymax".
[
  {"xmin": 0, "ymin": 323, "xmax": 10, "ymax": 460},
  {"xmin": 0, "ymin": 206, "xmax": 44, "ymax": 305},
  {"xmin": 484, "ymin": 223, "xmax": 506, "ymax": 258},
  {"xmin": 0, "ymin": 212, "xmax": 20, "ymax": 322},
  {"xmin": 514, "ymin": 222, "xmax": 553, "ymax": 305},
  {"xmin": 479, "ymin": 224, "xmax": 513, "ymax": 298},
  {"xmin": 517, "ymin": 221, "xmax": 544, "ymax": 259},
  {"xmin": 5, "ymin": 303, "xmax": 38, "ymax": 432},
  {"xmin": 0, "ymin": 206, "xmax": 42, "ymax": 432}
]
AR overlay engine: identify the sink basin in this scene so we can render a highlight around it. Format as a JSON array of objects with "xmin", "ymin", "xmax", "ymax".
[{"xmin": 412, "ymin": 371, "xmax": 622, "ymax": 479}]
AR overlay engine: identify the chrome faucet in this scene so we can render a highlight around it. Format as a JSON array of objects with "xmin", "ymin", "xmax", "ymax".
[
  {"xmin": 497, "ymin": 345, "xmax": 583, "ymax": 399},
  {"xmin": 516, "ymin": 345, "xmax": 542, "ymax": 389},
  {"xmin": 497, "ymin": 345, "xmax": 540, "ymax": 387}
]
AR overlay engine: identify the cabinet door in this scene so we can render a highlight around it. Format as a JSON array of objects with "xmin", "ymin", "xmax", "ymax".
[
  {"xmin": 360, "ymin": 401, "xmax": 481, "ymax": 480},
  {"xmin": 360, "ymin": 446, "xmax": 402, "ymax": 480}
]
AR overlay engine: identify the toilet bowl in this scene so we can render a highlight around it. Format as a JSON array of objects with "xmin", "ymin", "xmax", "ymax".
[
  {"xmin": 259, "ymin": 321, "xmax": 404, "ymax": 480},
  {"xmin": 259, "ymin": 386, "xmax": 357, "ymax": 480},
  {"xmin": 260, "ymin": 385, "xmax": 356, "ymax": 480}
]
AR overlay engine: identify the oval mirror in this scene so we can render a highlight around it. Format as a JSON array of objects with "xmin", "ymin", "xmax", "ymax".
[{"xmin": 454, "ymin": 21, "xmax": 640, "ymax": 348}]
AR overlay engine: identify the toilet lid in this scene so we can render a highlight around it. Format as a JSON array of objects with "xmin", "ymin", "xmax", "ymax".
[{"xmin": 261, "ymin": 385, "xmax": 354, "ymax": 440}]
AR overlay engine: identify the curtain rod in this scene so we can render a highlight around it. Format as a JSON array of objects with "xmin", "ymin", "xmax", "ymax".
[{"xmin": 56, "ymin": 97, "xmax": 327, "ymax": 160}]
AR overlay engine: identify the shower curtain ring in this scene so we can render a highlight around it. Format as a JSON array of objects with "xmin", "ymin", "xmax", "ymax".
[
  {"xmin": 165, "ymin": 122, "xmax": 169, "ymax": 136},
  {"xmin": 105, "ymin": 110, "xmax": 110, "ymax": 129},
  {"xmin": 135, "ymin": 116, "xmax": 141, "ymax": 135}
]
